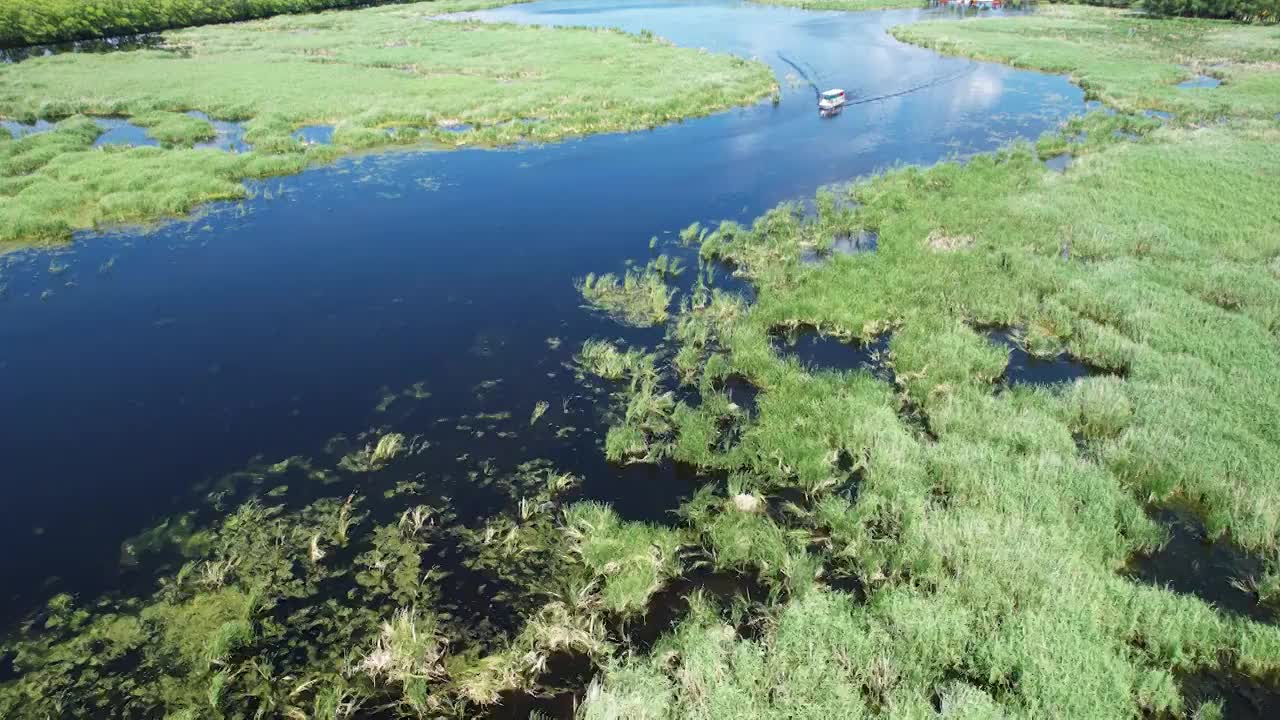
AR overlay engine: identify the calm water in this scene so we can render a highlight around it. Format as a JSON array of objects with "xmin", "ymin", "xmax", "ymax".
[{"xmin": 0, "ymin": 0, "xmax": 1083, "ymax": 624}]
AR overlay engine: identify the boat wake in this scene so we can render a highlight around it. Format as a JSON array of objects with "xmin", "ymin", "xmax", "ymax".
[{"xmin": 847, "ymin": 62, "xmax": 980, "ymax": 106}]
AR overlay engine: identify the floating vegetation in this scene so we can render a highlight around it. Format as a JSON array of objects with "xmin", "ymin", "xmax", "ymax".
[
  {"xmin": 577, "ymin": 261, "xmax": 676, "ymax": 328},
  {"xmin": 530, "ymin": 400, "xmax": 550, "ymax": 426},
  {"xmin": 375, "ymin": 381, "xmax": 432, "ymax": 413},
  {"xmin": 339, "ymin": 432, "xmax": 407, "ymax": 472},
  {"xmin": 576, "ymin": 339, "xmax": 655, "ymax": 382}
]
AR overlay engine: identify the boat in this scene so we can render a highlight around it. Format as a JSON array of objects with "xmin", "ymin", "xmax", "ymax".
[{"xmin": 818, "ymin": 88, "xmax": 846, "ymax": 111}]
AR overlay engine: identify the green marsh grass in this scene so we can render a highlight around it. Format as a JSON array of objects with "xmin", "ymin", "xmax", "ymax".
[
  {"xmin": 891, "ymin": 5, "xmax": 1280, "ymax": 122},
  {"xmin": 577, "ymin": 10, "xmax": 1280, "ymax": 709},
  {"xmin": 0, "ymin": 0, "xmax": 775, "ymax": 246},
  {"xmin": 578, "ymin": 259, "xmax": 679, "ymax": 327}
]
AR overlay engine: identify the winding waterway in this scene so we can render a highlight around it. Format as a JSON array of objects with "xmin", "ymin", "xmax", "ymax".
[{"xmin": 0, "ymin": 0, "xmax": 1084, "ymax": 625}]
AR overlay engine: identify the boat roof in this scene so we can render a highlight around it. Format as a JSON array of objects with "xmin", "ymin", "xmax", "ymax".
[{"xmin": 822, "ymin": 89, "xmax": 845, "ymax": 96}]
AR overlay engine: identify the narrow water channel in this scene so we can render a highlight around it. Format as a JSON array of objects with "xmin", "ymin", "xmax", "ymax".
[{"xmin": 0, "ymin": 0, "xmax": 1083, "ymax": 624}]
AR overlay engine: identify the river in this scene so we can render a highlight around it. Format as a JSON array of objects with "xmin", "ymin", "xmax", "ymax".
[{"xmin": 0, "ymin": 0, "xmax": 1083, "ymax": 625}]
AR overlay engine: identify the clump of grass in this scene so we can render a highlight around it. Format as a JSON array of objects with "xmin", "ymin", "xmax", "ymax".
[
  {"xmin": 577, "ymin": 339, "xmax": 655, "ymax": 382},
  {"xmin": 563, "ymin": 502, "xmax": 683, "ymax": 615},
  {"xmin": 1069, "ymin": 376, "xmax": 1133, "ymax": 441},
  {"xmin": 130, "ymin": 111, "xmax": 217, "ymax": 146},
  {"xmin": 358, "ymin": 607, "xmax": 447, "ymax": 686},
  {"xmin": 338, "ymin": 432, "xmax": 406, "ymax": 472},
  {"xmin": 530, "ymin": 400, "xmax": 550, "ymax": 426},
  {"xmin": 605, "ymin": 378, "xmax": 676, "ymax": 464},
  {"xmin": 578, "ymin": 263, "xmax": 676, "ymax": 327}
]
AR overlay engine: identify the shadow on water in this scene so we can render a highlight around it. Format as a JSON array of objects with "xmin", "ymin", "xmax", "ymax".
[
  {"xmin": 579, "ymin": 461, "xmax": 722, "ymax": 526},
  {"xmin": 482, "ymin": 652, "xmax": 596, "ymax": 720},
  {"xmin": 624, "ymin": 568, "xmax": 769, "ymax": 652},
  {"xmin": 987, "ymin": 328, "xmax": 1116, "ymax": 387},
  {"xmin": 0, "ymin": 650, "xmax": 15, "ymax": 682},
  {"xmin": 1127, "ymin": 508, "xmax": 1275, "ymax": 625},
  {"xmin": 702, "ymin": 259, "xmax": 757, "ymax": 304},
  {"xmin": 715, "ymin": 374, "xmax": 760, "ymax": 416},
  {"xmin": 1178, "ymin": 669, "xmax": 1280, "ymax": 720},
  {"xmin": 800, "ymin": 230, "xmax": 879, "ymax": 264},
  {"xmin": 770, "ymin": 325, "xmax": 893, "ymax": 380}
]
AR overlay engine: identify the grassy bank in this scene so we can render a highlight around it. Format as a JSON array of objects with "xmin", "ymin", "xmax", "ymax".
[
  {"xmin": 0, "ymin": 0, "xmax": 775, "ymax": 247},
  {"xmin": 749, "ymin": 0, "xmax": 924, "ymax": 11},
  {"xmin": 0, "ymin": 0, "xmax": 443, "ymax": 47},
  {"xmin": 892, "ymin": 4, "xmax": 1280, "ymax": 121}
]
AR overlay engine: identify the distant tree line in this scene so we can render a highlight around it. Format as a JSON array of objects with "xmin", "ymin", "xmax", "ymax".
[
  {"xmin": 0, "ymin": 0, "xmax": 416, "ymax": 48},
  {"xmin": 1052, "ymin": 0, "xmax": 1277, "ymax": 23}
]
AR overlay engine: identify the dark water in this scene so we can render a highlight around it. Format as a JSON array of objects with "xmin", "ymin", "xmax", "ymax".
[
  {"xmin": 771, "ymin": 326, "xmax": 894, "ymax": 379},
  {"xmin": 800, "ymin": 230, "xmax": 879, "ymax": 263},
  {"xmin": 0, "ymin": 0, "xmax": 1084, "ymax": 625},
  {"xmin": 1128, "ymin": 509, "xmax": 1274, "ymax": 625},
  {"xmin": 1180, "ymin": 669, "xmax": 1280, "ymax": 720},
  {"xmin": 988, "ymin": 329, "xmax": 1111, "ymax": 387}
]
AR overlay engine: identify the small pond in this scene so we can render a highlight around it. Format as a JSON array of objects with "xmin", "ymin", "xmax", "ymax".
[
  {"xmin": 988, "ymin": 329, "xmax": 1113, "ymax": 387},
  {"xmin": 1127, "ymin": 508, "xmax": 1275, "ymax": 625},
  {"xmin": 771, "ymin": 326, "xmax": 893, "ymax": 380}
]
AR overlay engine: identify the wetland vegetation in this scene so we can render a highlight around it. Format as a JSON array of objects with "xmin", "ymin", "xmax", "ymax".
[
  {"xmin": 0, "ymin": 0, "xmax": 422, "ymax": 46},
  {"xmin": 0, "ymin": 0, "xmax": 774, "ymax": 246},
  {"xmin": 2, "ymin": 2, "xmax": 1280, "ymax": 719}
]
